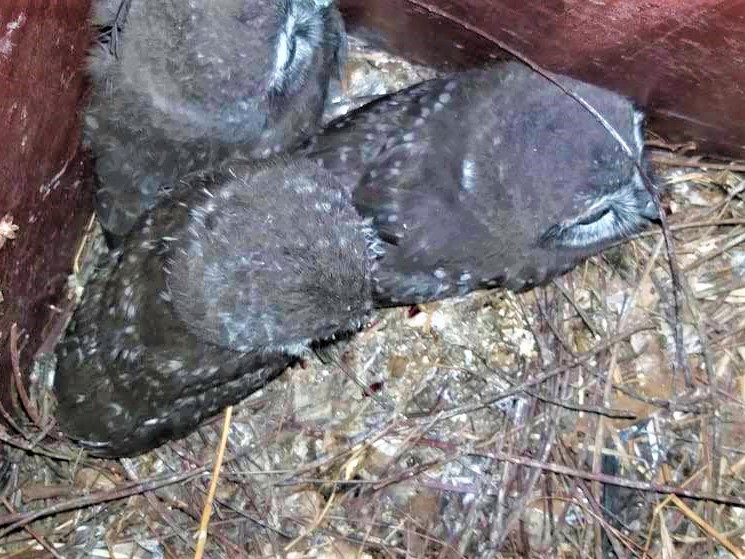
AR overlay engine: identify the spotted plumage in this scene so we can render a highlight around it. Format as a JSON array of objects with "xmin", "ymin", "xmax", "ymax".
[
  {"xmin": 300, "ymin": 61, "xmax": 659, "ymax": 305},
  {"xmin": 54, "ymin": 160, "xmax": 373, "ymax": 457},
  {"xmin": 87, "ymin": 0, "xmax": 347, "ymax": 242}
]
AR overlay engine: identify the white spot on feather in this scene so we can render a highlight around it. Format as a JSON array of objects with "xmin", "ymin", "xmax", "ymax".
[{"xmin": 461, "ymin": 159, "xmax": 477, "ymax": 192}]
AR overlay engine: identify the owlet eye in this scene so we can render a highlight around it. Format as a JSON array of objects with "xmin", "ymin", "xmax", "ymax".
[
  {"xmin": 275, "ymin": 28, "xmax": 299, "ymax": 73},
  {"xmin": 271, "ymin": 20, "xmax": 312, "ymax": 93},
  {"xmin": 575, "ymin": 206, "xmax": 612, "ymax": 226},
  {"xmin": 540, "ymin": 204, "xmax": 620, "ymax": 249}
]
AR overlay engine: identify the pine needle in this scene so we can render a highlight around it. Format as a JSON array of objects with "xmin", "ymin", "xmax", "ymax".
[{"xmin": 193, "ymin": 405, "xmax": 233, "ymax": 559}]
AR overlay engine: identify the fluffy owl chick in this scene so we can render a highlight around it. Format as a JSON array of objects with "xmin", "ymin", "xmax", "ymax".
[
  {"xmin": 87, "ymin": 0, "xmax": 346, "ymax": 242},
  {"xmin": 301, "ymin": 61, "xmax": 659, "ymax": 305},
  {"xmin": 54, "ymin": 160, "xmax": 373, "ymax": 457}
]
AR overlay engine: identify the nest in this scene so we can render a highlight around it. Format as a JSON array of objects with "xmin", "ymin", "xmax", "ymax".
[{"xmin": 2, "ymin": 37, "xmax": 745, "ymax": 559}]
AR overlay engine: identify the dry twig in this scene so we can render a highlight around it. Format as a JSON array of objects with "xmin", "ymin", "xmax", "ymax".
[{"xmin": 194, "ymin": 406, "xmax": 234, "ymax": 559}]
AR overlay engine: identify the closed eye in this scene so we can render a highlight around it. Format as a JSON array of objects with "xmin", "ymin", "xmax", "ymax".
[
  {"xmin": 540, "ymin": 204, "xmax": 624, "ymax": 249},
  {"xmin": 555, "ymin": 209, "xmax": 619, "ymax": 248},
  {"xmin": 270, "ymin": 14, "xmax": 316, "ymax": 94},
  {"xmin": 539, "ymin": 174, "xmax": 660, "ymax": 250},
  {"xmin": 575, "ymin": 206, "xmax": 611, "ymax": 226},
  {"xmin": 287, "ymin": 35, "xmax": 299, "ymax": 68}
]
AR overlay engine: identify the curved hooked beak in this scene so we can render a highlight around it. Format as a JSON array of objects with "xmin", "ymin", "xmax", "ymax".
[
  {"xmin": 637, "ymin": 188, "xmax": 661, "ymax": 221},
  {"xmin": 634, "ymin": 154, "xmax": 662, "ymax": 222}
]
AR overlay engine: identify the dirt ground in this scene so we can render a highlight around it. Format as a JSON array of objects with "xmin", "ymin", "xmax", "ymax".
[{"xmin": 1, "ymin": 37, "xmax": 745, "ymax": 559}]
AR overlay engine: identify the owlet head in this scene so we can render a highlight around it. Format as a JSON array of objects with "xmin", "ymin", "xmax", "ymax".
[
  {"xmin": 112, "ymin": 0, "xmax": 345, "ymax": 141},
  {"xmin": 166, "ymin": 159, "xmax": 375, "ymax": 356}
]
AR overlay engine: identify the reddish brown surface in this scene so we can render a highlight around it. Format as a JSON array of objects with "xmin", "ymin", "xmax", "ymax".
[
  {"xmin": 340, "ymin": 0, "xmax": 745, "ymax": 158},
  {"xmin": 0, "ymin": 1, "xmax": 92, "ymax": 407}
]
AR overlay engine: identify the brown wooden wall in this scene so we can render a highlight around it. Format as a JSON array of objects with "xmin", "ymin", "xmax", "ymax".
[
  {"xmin": 340, "ymin": 0, "xmax": 745, "ymax": 158},
  {"xmin": 0, "ymin": 1, "xmax": 92, "ymax": 408}
]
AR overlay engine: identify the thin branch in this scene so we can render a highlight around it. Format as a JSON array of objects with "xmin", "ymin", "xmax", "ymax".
[
  {"xmin": 10, "ymin": 324, "xmax": 44, "ymax": 430},
  {"xmin": 648, "ymin": 151, "xmax": 745, "ymax": 172},
  {"xmin": 194, "ymin": 406, "xmax": 233, "ymax": 559},
  {"xmin": 474, "ymin": 451, "xmax": 745, "ymax": 508},
  {"xmin": 1, "ymin": 496, "xmax": 64, "ymax": 559},
  {"xmin": 0, "ymin": 467, "xmax": 207, "ymax": 538}
]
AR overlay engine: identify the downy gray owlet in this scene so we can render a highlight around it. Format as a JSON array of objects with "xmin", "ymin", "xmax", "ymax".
[
  {"xmin": 87, "ymin": 0, "xmax": 347, "ymax": 243},
  {"xmin": 54, "ymin": 159, "xmax": 375, "ymax": 457},
  {"xmin": 300, "ymin": 62, "xmax": 660, "ymax": 306}
]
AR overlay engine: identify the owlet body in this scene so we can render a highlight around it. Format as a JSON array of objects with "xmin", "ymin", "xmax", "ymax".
[
  {"xmin": 87, "ymin": 0, "xmax": 347, "ymax": 241},
  {"xmin": 301, "ymin": 62, "xmax": 659, "ymax": 305},
  {"xmin": 54, "ymin": 160, "xmax": 374, "ymax": 457}
]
